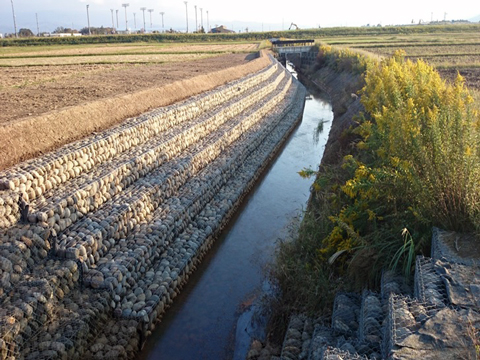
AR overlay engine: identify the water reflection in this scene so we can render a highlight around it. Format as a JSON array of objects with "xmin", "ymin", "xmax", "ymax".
[
  {"xmin": 314, "ymin": 120, "xmax": 326, "ymax": 144},
  {"xmin": 136, "ymin": 69, "xmax": 333, "ymax": 360},
  {"xmin": 286, "ymin": 61, "xmax": 298, "ymax": 78}
]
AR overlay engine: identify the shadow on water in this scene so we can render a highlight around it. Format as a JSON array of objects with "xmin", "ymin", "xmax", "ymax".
[{"xmin": 136, "ymin": 64, "xmax": 333, "ymax": 360}]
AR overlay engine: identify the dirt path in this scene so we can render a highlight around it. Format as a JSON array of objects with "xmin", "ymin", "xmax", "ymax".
[{"xmin": 0, "ymin": 52, "xmax": 271, "ymax": 170}]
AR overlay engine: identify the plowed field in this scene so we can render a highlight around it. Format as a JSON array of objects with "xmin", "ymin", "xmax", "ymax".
[{"xmin": 0, "ymin": 42, "xmax": 268, "ymax": 170}]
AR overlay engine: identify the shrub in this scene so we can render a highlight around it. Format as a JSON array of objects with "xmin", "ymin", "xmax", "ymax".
[
  {"xmin": 319, "ymin": 50, "xmax": 480, "ymax": 280},
  {"xmin": 358, "ymin": 50, "xmax": 480, "ymax": 233}
]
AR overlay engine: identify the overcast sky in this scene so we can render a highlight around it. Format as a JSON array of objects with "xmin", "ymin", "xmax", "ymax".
[{"xmin": 1, "ymin": 0, "xmax": 478, "ymax": 35}]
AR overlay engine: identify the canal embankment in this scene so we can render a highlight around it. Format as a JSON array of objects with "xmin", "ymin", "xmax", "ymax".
[
  {"xmin": 260, "ymin": 46, "xmax": 480, "ymax": 360},
  {"xmin": 136, "ymin": 62, "xmax": 334, "ymax": 360}
]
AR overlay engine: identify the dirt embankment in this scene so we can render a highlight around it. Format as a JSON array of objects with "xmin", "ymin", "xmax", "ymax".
[{"xmin": 0, "ymin": 51, "xmax": 270, "ymax": 171}]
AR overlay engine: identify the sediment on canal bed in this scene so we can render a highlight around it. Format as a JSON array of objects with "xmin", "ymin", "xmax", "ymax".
[{"xmin": 0, "ymin": 54, "xmax": 306, "ymax": 359}]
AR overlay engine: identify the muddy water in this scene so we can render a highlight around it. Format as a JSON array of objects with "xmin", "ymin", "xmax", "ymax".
[{"xmin": 136, "ymin": 70, "xmax": 333, "ymax": 360}]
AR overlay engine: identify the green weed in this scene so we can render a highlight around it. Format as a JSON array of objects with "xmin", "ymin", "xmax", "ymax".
[{"xmin": 274, "ymin": 44, "xmax": 480, "ymax": 316}]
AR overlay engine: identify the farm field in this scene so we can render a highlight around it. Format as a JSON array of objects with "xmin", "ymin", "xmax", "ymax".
[
  {"xmin": 0, "ymin": 41, "xmax": 265, "ymax": 170},
  {"xmin": 320, "ymin": 30, "xmax": 480, "ymax": 90},
  {"xmin": 0, "ymin": 42, "xmax": 259, "ymax": 123},
  {"xmin": 0, "ymin": 42, "xmax": 257, "ymax": 58}
]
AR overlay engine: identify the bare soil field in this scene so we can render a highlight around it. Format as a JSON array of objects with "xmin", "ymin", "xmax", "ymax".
[
  {"xmin": 0, "ymin": 52, "xmax": 219, "ymax": 66},
  {"xmin": 0, "ymin": 43, "xmax": 270, "ymax": 170},
  {"xmin": 0, "ymin": 42, "xmax": 257, "ymax": 57},
  {"xmin": 0, "ymin": 54, "xmax": 253, "ymax": 122},
  {"xmin": 324, "ymin": 32, "xmax": 480, "ymax": 91},
  {"xmin": 438, "ymin": 68, "xmax": 480, "ymax": 90}
]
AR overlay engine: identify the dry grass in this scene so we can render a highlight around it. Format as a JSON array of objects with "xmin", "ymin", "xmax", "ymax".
[
  {"xmin": 0, "ymin": 52, "xmax": 219, "ymax": 67},
  {"xmin": 0, "ymin": 43, "xmax": 258, "ymax": 58},
  {"xmin": 0, "ymin": 42, "xmax": 259, "ymax": 67}
]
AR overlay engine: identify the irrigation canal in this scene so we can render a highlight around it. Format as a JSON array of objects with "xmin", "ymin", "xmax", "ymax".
[{"xmin": 136, "ymin": 65, "xmax": 333, "ymax": 359}]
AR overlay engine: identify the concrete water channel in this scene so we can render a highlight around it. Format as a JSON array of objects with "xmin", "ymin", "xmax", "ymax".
[{"xmin": 137, "ymin": 64, "xmax": 333, "ymax": 360}]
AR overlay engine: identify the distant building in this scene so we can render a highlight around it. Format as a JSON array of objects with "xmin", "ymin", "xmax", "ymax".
[
  {"xmin": 48, "ymin": 33, "xmax": 82, "ymax": 37},
  {"xmin": 0, "ymin": 33, "xmax": 3, "ymax": 39},
  {"xmin": 210, "ymin": 25, "xmax": 235, "ymax": 34}
]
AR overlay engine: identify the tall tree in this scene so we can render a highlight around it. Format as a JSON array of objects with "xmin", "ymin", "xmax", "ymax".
[{"xmin": 18, "ymin": 28, "xmax": 34, "ymax": 37}]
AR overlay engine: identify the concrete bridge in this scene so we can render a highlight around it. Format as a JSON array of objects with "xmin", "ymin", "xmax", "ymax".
[{"xmin": 272, "ymin": 39, "xmax": 318, "ymax": 67}]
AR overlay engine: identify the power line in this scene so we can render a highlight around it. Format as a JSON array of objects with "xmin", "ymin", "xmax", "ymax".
[
  {"xmin": 110, "ymin": 9, "xmax": 115, "ymax": 29},
  {"xmin": 148, "ymin": 9, "xmax": 154, "ymax": 29},
  {"xmin": 140, "ymin": 7, "xmax": 146, "ymax": 33},
  {"xmin": 10, "ymin": 0, "xmax": 17, "ymax": 38},
  {"xmin": 36, "ymin": 13, "xmax": 40, "ymax": 36},
  {"xmin": 206, "ymin": 10, "xmax": 209, "ymax": 33},
  {"xmin": 86, "ymin": 5, "xmax": 91, "ymax": 35},
  {"xmin": 122, "ymin": 3, "xmax": 129, "ymax": 31},
  {"xmin": 159, "ymin": 12, "xmax": 165, "ymax": 31},
  {"xmin": 194, "ymin": 5, "xmax": 198, "ymax": 32},
  {"xmin": 184, "ymin": 1, "xmax": 188, "ymax": 33}
]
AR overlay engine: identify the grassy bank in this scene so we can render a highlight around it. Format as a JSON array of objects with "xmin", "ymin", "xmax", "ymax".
[{"xmin": 271, "ymin": 44, "xmax": 480, "ymax": 317}]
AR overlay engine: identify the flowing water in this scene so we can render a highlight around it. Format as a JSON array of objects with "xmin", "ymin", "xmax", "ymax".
[{"xmin": 137, "ymin": 67, "xmax": 333, "ymax": 360}]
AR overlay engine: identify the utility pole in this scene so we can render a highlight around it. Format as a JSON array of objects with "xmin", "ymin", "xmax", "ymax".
[
  {"xmin": 133, "ymin": 13, "xmax": 136, "ymax": 30},
  {"xmin": 122, "ymin": 3, "xmax": 129, "ymax": 31},
  {"xmin": 110, "ymin": 9, "xmax": 115, "ymax": 29},
  {"xmin": 140, "ymin": 7, "xmax": 146, "ymax": 33},
  {"xmin": 86, "ymin": 5, "xmax": 91, "ymax": 35},
  {"xmin": 200, "ymin": 8, "xmax": 203, "ymax": 31},
  {"xmin": 206, "ymin": 10, "xmax": 209, "ymax": 33},
  {"xmin": 194, "ymin": 5, "xmax": 197, "ymax": 32},
  {"xmin": 148, "ymin": 9, "xmax": 154, "ymax": 29},
  {"xmin": 10, "ymin": 0, "xmax": 17, "ymax": 38},
  {"xmin": 36, "ymin": 13, "xmax": 40, "ymax": 36},
  {"xmin": 160, "ymin": 12, "xmax": 165, "ymax": 31},
  {"xmin": 116, "ymin": 10, "xmax": 119, "ymax": 28},
  {"xmin": 184, "ymin": 1, "xmax": 188, "ymax": 33}
]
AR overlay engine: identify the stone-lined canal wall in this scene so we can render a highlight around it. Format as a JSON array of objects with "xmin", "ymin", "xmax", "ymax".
[{"xmin": 0, "ymin": 54, "xmax": 306, "ymax": 359}]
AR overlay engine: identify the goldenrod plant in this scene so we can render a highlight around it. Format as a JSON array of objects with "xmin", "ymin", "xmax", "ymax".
[{"xmin": 322, "ymin": 49, "xmax": 480, "ymax": 277}]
